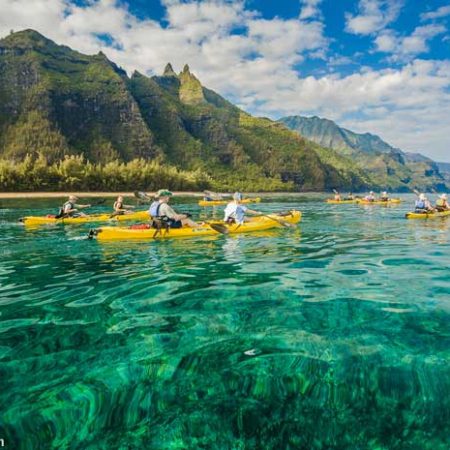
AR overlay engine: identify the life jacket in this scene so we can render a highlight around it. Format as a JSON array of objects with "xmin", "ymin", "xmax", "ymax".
[
  {"xmin": 415, "ymin": 200, "xmax": 426, "ymax": 209},
  {"xmin": 58, "ymin": 201, "xmax": 74, "ymax": 216},
  {"xmin": 436, "ymin": 199, "xmax": 445, "ymax": 207},
  {"xmin": 149, "ymin": 201, "xmax": 162, "ymax": 217}
]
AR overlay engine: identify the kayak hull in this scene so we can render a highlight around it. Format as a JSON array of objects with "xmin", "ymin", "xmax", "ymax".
[
  {"xmin": 357, "ymin": 199, "xmax": 401, "ymax": 205},
  {"xmin": 199, "ymin": 198, "xmax": 261, "ymax": 206},
  {"xmin": 93, "ymin": 210, "xmax": 301, "ymax": 241},
  {"xmin": 21, "ymin": 210, "xmax": 150, "ymax": 226},
  {"xmin": 326, "ymin": 199, "xmax": 359, "ymax": 204},
  {"xmin": 405, "ymin": 210, "xmax": 450, "ymax": 219},
  {"xmin": 326, "ymin": 198, "xmax": 401, "ymax": 205}
]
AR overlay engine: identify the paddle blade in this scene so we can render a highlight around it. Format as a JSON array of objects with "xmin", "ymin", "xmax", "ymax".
[
  {"xmin": 209, "ymin": 223, "xmax": 229, "ymax": 234},
  {"xmin": 134, "ymin": 191, "xmax": 151, "ymax": 201}
]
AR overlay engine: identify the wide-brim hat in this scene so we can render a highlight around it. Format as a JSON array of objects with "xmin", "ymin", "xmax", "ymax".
[{"xmin": 156, "ymin": 189, "xmax": 173, "ymax": 198}]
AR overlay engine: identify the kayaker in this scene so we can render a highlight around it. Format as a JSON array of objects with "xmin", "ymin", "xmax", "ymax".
[
  {"xmin": 344, "ymin": 192, "xmax": 354, "ymax": 200},
  {"xmin": 415, "ymin": 193, "xmax": 434, "ymax": 212},
  {"xmin": 224, "ymin": 192, "xmax": 260, "ymax": 224},
  {"xmin": 334, "ymin": 191, "xmax": 341, "ymax": 201},
  {"xmin": 113, "ymin": 195, "xmax": 135, "ymax": 215},
  {"xmin": 59, "ymin": 195, "xmax": 91, "ymax": 218},
  {"xmin": 203, "ymin": 190, "xmax": 222, "ymax": 201},
  {"xmin": 380, "ymin": 191, "xmax": 389, "ymax": 202},
  {"xmin": 149, "ymin": 189, "xmax": 200, "ymax": 228},
  {"xmin": 435, "ymin": 194, "xmax": 449, "ymax": 211},
  {"xmin": 365, "ymin": 191, "xmax": 376, "ymax": 202}
]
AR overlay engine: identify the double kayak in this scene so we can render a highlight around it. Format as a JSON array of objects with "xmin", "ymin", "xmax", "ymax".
[
  {"xmin": 405, "ymin": 210, "xmax": 450, "ymax": 219},
  {"xmin": 90, "ymin": 210, "xmax": 301, "ymax": 241},
  {"xmin": 326, "ymin": 199, "xmax": 359, "ymax": 204},
  {"xmin": 326, "ymin": 198, "xmax": 401, "ymax": 205},
  {"xmin": 357, "ymin": 199, "xmax": 401, "ymax": 205},
  {"xmin": 199, "ymin": 197, "xmax": 261, "ymax": 206},
  {"xmin": 20, "ymin": 210, "xmax": 150, "ymax": 226}
]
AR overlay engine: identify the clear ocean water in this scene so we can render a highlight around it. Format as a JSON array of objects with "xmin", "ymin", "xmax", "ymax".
[{"xmin": 0, "ymin": 194, "xmax": 449, "ymax": 449}]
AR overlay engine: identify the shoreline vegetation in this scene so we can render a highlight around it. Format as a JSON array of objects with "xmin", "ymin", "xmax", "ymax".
[
  {"xmin": 0, "ymin": 191, "xmax": 318, "ymax": 199},
  {"xmin": 0, "ymin": 155, "xmax": 292, "ymax": 194}
]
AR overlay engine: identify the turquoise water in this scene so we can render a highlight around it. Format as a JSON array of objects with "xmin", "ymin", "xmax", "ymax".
[{"xmin": 0, "ymin": 195, "xmax": 449, "ymax": 449}]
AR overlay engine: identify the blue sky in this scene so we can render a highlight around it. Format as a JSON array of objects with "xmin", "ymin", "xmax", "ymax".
[{"xmin": 1, "ymin": 0, "xmax": 449, "ymax": 161}]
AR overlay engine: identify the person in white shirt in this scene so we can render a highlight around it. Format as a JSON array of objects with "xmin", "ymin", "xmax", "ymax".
[{"xmin": 224, "ymin": 192, "xmax": 261, "ymax": 224}]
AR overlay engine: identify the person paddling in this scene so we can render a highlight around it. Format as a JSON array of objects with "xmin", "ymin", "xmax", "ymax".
[
  {"xmin": 435, "ymin": 194, "xmax": 449, "ymax": 212},
  {"xmin": 203, "ymin": 190, "xmax": 222, "ymax": 201},
  {"xmin": 113, "ymin": 195, "xmax": 135, "ymax": 215},
  {"xmin": 59, "ymin": 195, "xmax": 91, "ymax": 218},
  {"xmin": 224, "ymin": 192, "xmax": 261, "ymax": 224},
  {"xmin": 365, "ymin": 191, "xmax": 376, "ymax": 202},
  {"xmin": 415, "ymin": 193, "xmax": 434, "ymax": 213},
  {"xmin": 149, "ymin": 189, "xmax": 200, "ymax": 228},
  {"xmin": 380, "ymin": 191, "xmax": 389, "ymax": 202},
  {"xmin": 333, "ymin": 191, "xmax": 341, "ymax": 201}
]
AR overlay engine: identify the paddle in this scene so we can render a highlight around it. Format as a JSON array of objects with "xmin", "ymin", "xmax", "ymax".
[
  {"xmin": 259, "ymin": 213, "xmax": 296, "ymax": 228},
  {"xmin": 207, "ymin": 223, "xmax": 229, "ymax": 234},
  {"xmin": 134, "ymin": 191, "xmax": 152, "ymax": 203},
  {"xmin": 204, "ymin": 190, "xmax": 225, "ymax": 201}
]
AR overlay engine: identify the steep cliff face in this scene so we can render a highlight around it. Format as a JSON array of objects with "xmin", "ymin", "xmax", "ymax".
[
  {"xmin": 0, "ymin": 30, "xmax": 158, "ymax": 163},
  {"xmin": 279, "ymin": 115, "xmax": 447, "ymax": 191}
]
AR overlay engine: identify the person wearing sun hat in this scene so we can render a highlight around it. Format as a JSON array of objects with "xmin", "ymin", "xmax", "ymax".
[
  {"xmin": 58, "ymin": 195, "xmax": 91, "ymax": 218},
  {"xmin": 380, "ymin": 191, "xmax": 389, "ymax": 202},
  {"xmin": 415, "ymin": 193, "xmax": 434, "ymax": 212},
  {"xmin": 435, "ymin": 193, "xmax": 449, "ymax": 212},
  {"xmin": 364, "ymin": 191, "xmax": 376, "ymax": 202},
  {"xmin": 223, "ymin": 192, "xmax": 261, "ymax": 224},
  {"xmin": 149, "ymin": 189, "xmax": 200, "ymax": 228}
]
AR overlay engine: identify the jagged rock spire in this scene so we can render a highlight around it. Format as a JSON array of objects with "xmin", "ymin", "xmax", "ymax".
[
  {"xmin": 163, "ymin": 63, "xmax": 177, "ymax": 77},
  {"xmin": 182, "ymin": 64, "xmax": 190, "ymax": 74}
]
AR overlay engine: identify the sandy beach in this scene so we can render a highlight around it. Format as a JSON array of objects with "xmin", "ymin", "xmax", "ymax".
[{"xmin": 0, "ymin": 191, "xmax": 308, "ymax": 199}]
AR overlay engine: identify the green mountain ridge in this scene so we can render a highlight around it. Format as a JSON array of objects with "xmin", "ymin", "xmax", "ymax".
[
  {"xmin": 0, "ymin": 29, "xmax": 442, "ymax": 192},
  {"xmin": 0, "ymin": 29, "xmax": 375, "ymax": 192},
  {"xmin": 279, "ymin": 115, "xmax": 447, "ymax": 192}
]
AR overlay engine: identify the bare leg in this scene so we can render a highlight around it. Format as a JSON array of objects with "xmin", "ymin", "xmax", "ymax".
[{"xmin": 181, "ymin": 218, "xmax": 202, "ymax": 228}]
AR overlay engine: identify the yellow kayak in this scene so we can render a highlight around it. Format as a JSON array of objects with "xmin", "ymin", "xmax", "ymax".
[
  {"xmin": 20, "ymin": 210, "xmax": 150, "ymax": 226},
  {"xmin": 405, "ymin": 210, "xmax": 450, "ymax": 219},
  {"xmin": 357, "ymin": 199, "xmax": 401, "ymax": 205},
  {"xmin": 326, "ymin": 199, "xmax": 359, "ymax": 204},
  {"xmin": 198, "ymin": 197, "xmax": 261, "ymax": 206},
  {"xmin": 91, "ymin": 210, "xmax": 301, "ymax": 241}
]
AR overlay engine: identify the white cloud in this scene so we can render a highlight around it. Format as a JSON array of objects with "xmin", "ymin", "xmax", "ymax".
[
  {"xmin": 345, "ymin": 0, "xmax": 404, "ymax": 35},
  {"xmin": 299, "ymin": 0, "xmax": 323, "ymax": 20},
  {"xmin": 0, "ymin": 0, "xmax": 449, "ymax": 161},
  {"xmin": 421, "ymin": 5, "xmax": 450, "ymax": 21},
  {"xmin": 375, "ymin": 24, "xmax": 446, "ymax": 60}
]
